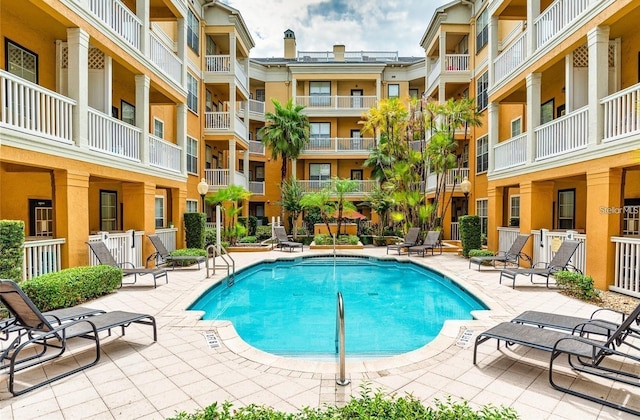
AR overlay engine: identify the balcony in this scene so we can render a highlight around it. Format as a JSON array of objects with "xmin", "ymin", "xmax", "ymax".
[
  {"xmin": 602, "ymin": 82, "xmax": 640, "ymax": 142},
  {"xmin": 148, "ymin": 31, "xmax": 182, "ymax": 85},
  {"xmin": 296, "ymin": 96, "xmax": 377, "ymax": 115},
  {"xmin": 149, "ymin": 134, "xmax": 181, "ymax": 172},
  {"xmin": 535, "ymin": 106, "xmax": 588, "ymax": 160},
  {"xmin": 494, "ymin": 32, "xmax": 527, "ymax": 84},
  {"xmin": 301, "ymin": 137, "xmax": 375, "ymax": 155},
  {"xmin": 298, "ymin": 180, "xmax": 377, "ymax": 195},
  {"xmin": 249, "ymin": 140, "xmax": 265, "ymax": 155},
  {"xmin": 494, "ymin": 132, "xmax": 527, "ymax": 171},
  {"xmin": 247, "ymin": 99, "xmax": 265, "ymax": 121},
  {"xmin": 203, "ymin": 55, "xmax": 249, "ymax": 91},
  {"xmin": 204, "ymin": 111, "xmax": 247, "ymax": 142},
  {"xmin": 535, "ymin": 0, "xmax": 591, "ymax": 50},
  {"xmin": 425, "ymin": 168, "xmax": 470, "ymax": 192},
  {"xmin": 88, "ymin": 108, "xmax": 141, "ymax": 161},
  {"xmin": 249, "ymin": 181, "xmax": 265, "ymax": 195},
  {"xmin": 204, "ymin": 169, "xmax": 248, "ymax": 190},
  {"xmin": 88, "ymin": 0, "xmax": 142, "ymax": 50}
]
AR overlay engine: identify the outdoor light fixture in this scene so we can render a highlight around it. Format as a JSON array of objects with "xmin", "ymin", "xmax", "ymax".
[
  {"xmin": 197, "ymin": 178, "xmax": 209, "ymax": 213},
  {"xmin": 460, "ymin": 176, "xmax": 472, "ymax": 215}
]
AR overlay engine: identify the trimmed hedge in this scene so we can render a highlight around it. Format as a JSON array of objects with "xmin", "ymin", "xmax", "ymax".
[
  {"xmin": 184, "ymin": 213, "xmax": 206, "ymax": 249},
  {"xmin": 169, "ymin": 248, "xmax": 208, "ymax": 267},
  {"xmin": 21, "ymin": 265, "xmax": 122, "ymax": 312},
  {"xmin": 459, "ymin": 215, "xmax": 481, "ymax": 257},
  {"xmin": 313, "ymin": 234, "xmax": 359, "ymax": 245},
  {"xmin": 554, "ymin": 271, "xmax": 600, "ymax": 301},
  {"xmin": 0, "ymin": 220, "xmax": 25, "ymax": 283}
]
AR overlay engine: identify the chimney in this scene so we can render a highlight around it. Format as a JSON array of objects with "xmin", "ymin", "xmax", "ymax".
[
  {"xmin": 284, "ymin": 29, "xmax": 296, "ymax": 59},
  {"xmin": 333, "ymin": 44, "xmax": 345, "ymax": 61}
]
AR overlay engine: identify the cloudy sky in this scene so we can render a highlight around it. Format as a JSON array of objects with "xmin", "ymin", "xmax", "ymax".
[{"xmin": 222, "ymin": 0, "xmax": 452, "ymax": 58}]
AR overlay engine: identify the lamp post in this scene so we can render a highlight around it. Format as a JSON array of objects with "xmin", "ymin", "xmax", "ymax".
[
  {"xmin": 197, "ymin": 178, "xmax": 209, "ymax": 214},
  {"xmin": 460, "ymin": 176, "xmax": 471, "ymax": 215}
]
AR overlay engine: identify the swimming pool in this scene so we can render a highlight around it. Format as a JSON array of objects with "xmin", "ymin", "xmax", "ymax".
[{"xmin": 190, "ymin": 256, "xmax": 487, "ymax": 358}]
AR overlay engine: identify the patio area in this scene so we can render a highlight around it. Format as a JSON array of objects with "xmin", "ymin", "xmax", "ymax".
[{"xmin": 1, "ymin": 247, "xmax": 638, "ymax": 419}]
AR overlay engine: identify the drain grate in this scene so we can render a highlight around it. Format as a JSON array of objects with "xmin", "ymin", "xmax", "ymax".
[{"xmin": 203, "ymin": 331, "xmax": 220, "ymax": 348}]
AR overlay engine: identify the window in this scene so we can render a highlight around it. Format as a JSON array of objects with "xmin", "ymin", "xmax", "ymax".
[
  {"xmin": 476, "ymin": 8, "xmax": 488, "ymax": 52},
  {"xmin": 310, "ymin": 122, "xmax": 331, "ymax": 149},
  {"xmin": 121, "ymin": 100, "xmax": 135, "ymax": 125},
  {"xmin": 205, "ymin": 35, "xmax": 216, "ymax": 56},
  {"xmin": 186, "ymin": 199, "xmax": 198, "ymax": 213},
  {"xmin": 409, "ymin": 89, "xmax": 419, "ymax": 99},
  {"xmin": 100, "ymin": 191, "xmax": 118, "ymax": 231},
  {"xmin": 388, "ymin": 84, "xmax": 399, "ymax": 98},
  {"xmin": 187, "ymin": 73, "xmax": 198, "ymax": 113},
  {"xmin": 510, "ymin": 195, "xmax": 520, "ymax": 226},
  {"xmin": 511, "ymin": 117, "xmax": 522, "ymax": 137},
  {"xmin": 623, "ymin": 199, "xmax": 640, "ymax": 235},
  {"xmin": 155, "ymin": 196, "xmax": 165, "ymax": 228},
  {"xmin": 187, "ymin": 8, "xmax": 199, "ymax": 54},
  {"xmin": 309, "ymin": 163, "xmax": 331, "ymax": 190},
  {"xmin": 153, "ymin": 118, "xmax": 164, "ymax": 138},
  {"xmin": 541, "ymin": 98, "xmax": 554, "ymax": 124},
  {"xmin": 476, "ymin": 135, "xmax": 488, "ymax": 173},
  {"xmin": 476, "ymin": 198, "xmax": 488, "ymax": 235},
  {"xmin": 310, "ymin": 81, "xmax": 331, "ymax": 106},
  {"xmin": 476, "ymin": 71, "xmax": 488, "ymax": 111},
  {"xmin": 5, "ymin": 39, "xmax": 37, "ymax": 83},
  {"xmin": 256, "ymin": 89, "xmax": 265, "ymax": 102},
  {"xmin": 558, "ymin": 189, "xmax": 575, "ymax": 229},
  {"xmin": 187, "ymin": 136, "xmax": 198, "ymax": 174},
  {"xmin": 29, "ymin": 199, "xmax": 52, "ymax": 237}
]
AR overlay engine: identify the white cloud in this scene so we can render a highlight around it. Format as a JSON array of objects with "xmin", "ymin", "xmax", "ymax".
[{"xmin": 222, "ymin": 0, "xmax": 451, "ymax": 58}]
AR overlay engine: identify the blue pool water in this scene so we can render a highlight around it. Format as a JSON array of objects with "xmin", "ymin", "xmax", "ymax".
[{"xmin": 189, "ymin": 256, "xmax": 486, "ymax": 358}]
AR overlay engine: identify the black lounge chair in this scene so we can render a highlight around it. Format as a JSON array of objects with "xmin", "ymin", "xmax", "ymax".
[
  {"xmin": 274, "ymin": 226, "xmax": 303, "ymax": 252},
  {"xmin": 0, "ymin": 280, "xmax": 157, "ymax": 396},
  {"xmin": 473, "ymin": 302, "xmax": 640, "ymax": 416},
  {"xmin": 469, "ymin": 234, "xmax": 531, "ymax": 270},
  {"xmin": 1, "ymin": 305, "xmax": 105, "ymax": 341},
  {"xmin": 499, "ymin": 239, "xmax": 581, "ymax": 288},
  {"xmin": 387, "ymin": 227, "xmax": 421, "ymax": 255},
  {"xmin": 407, "ymin": 231, "xmax": 442, "ymax": 257},
  {"xmin": 87, "ymin": 241, "xmax": 168, "ymax": 288},
  {"xmin": 146, "ymin": 234, "xmax": 206, "ymax": 270}
]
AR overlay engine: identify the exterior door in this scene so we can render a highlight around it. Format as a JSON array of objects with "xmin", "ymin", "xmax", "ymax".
[{"xmin": 351, "ymin": 89, "xmax": 363, "ymax": 108}]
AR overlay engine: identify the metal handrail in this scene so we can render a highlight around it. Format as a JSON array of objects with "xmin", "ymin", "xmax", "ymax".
[
  {"xmin": 206, "ymin": 244, "xmax": 235, "ymax": 284},
  {"xmin": 335, "ymin": 292, "xmax": 350, "ymax": 386}
]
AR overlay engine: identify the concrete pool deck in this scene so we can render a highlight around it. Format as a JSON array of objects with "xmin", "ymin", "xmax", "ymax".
[{"xmin": 1, "ymin": 247, "xmax": 638, "ymax": 419}]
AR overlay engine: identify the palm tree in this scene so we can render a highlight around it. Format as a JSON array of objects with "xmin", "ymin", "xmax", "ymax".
[
  {"xmin": 258, "ymin": 99, "xmax": 310, "ymax": 220},
  {"xmin": 206, "ymin": 185, "xmax": 252, "ymax": 245},
  {"xmin": 279, "ymin": 177, "xmax": 304, "ymax": 238}
]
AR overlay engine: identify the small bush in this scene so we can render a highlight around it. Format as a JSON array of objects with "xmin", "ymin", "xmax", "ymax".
[
  {"xmin": 0, "ymin": 220, "xmax": 25, "ymax": 284},
  {"xmin": 184, "ymin": 213, "xmax": 206, "ymax": 249},
  {"xmin": 459, "ymin": 215, "xmax": 481, "ymax": 257},
  {"xmin": 255, "ymin": 226, "xmax": 272, "ymax": 241},
  {"xmin": 554, "ymin": 271, "xmax": 601, "ymax": 301},
  {"xmin": 167, "ymin": 386, "xmax": 519, "ymax": 420},
  {"xmin": 21, "ymin": 265, "xmax": 122, "ymax": 312},
  {"xmin": 313, "ymin": 234, "xmax": 359, "ymax": 246},
  {"xmin": 168, "ymin": 248, "xmax": 207, "ymax": 267},
  {"xmin": 239, "ymin": 236, "xmax": 257, "ymax": 243},
  {"xmin": 469, "ymin": 249, "xmax": 494, "ymax": 257}
]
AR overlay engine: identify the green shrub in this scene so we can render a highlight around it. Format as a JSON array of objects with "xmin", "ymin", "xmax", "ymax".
[
  {"xmin": 469, "ymin": 249, "xmax": 494, "ymax": 257},
  {"xmin": 167, "ymin": 386, "xmax": 518, "ymax": 420},
  {"xmin": 255, "ymin": 225, "xmax": 271, "ymax": 241},
  {"xmin": 554, "ymin": 271, "xmax": 600, "ymax": 301},
  {"xmin": 313, "ymin": 234, "xmax": 359, "ymax": 245},
  {"xmin": 0, "ymin": 220, "xmax": 25, "ymax": 283},
  {"xmin": 238, "ymin": 216, "xmax": 258, "ymax": 236},
  {"xmin": 168, "ymin": 248, "xmax": 207, "ymax": 267},
  {"xmin": 359, "ymin": 235, "xmax": 373, "ymax": 245},
  {"xmin": 239, "ymin": 236, "xmax": 257, "ymax": 243},
  {"xmin": 184, "ymin": 213, "xmax": 206, "ymax": 249},
  {"xmin": 21, "ymin": 265, "xmax": 122, "ymax": 312},
  {"xmin": 459, "ymin": 215, "xmax": 481, "ymax": 257}
]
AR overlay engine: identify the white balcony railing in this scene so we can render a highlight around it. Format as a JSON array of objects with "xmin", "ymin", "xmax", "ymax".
[
  {"xmin": 234, "ymin": 116, "xmax": 247, "ymax": 140},
  {"xmin": 88, "ymin": 230, "xmax": 144, "ymax": 268},
  {"xmin": 602, "ymin": 82, "xmax": 640, "ymax": 142},
  {"xmin": 205, "ymin": 55, "xmax": 231, "ymax": 72},
  {"xmin": 148, "ymin": 134, "xmax": 181, "ymax": 172},
  {"xmin": 148, "ymin": 31, "xmax": 182, "ymax": 84},
  {"xmin": 303, "ymin": 137, "xmax": 375, "ymax": 153},
  {"xmin": 0, "ymin": 70, "xmax": 75, "ymax": 143},
  {"xmin": 249, "ymin": 99, "xmax": 265, "ymax": 116},
  {"xmin": 249, "ymin": 181, "xmax": 265, "ymax": 195},
  {"xmin": 235, "ymin": 60, "xmax": 248, "ymax": 91},
  {"xmin": 497, "ymin": 227, "xmax": 521, "ymax": 254},
  {"xmin": 205, "ymin": 112, "xmax": 230, "ymax": 129},
  {"xmin": 494, "ymin": 32, "xmax": 527, "ymax": 83},
  {"xmin": 531, "ymin": 229, "xmax": 586, "ymax": 275},
  {"xmin": 535, "ymin": 0, "xmax": 590, "ymax": 50},
  {"xmin": 23, "ymin": 238, "xmax": 66, "ymax": 281},
  {"xmin": 444, "ymin": 54, "xmax": 469, "ymax": 71},
  {"xmin": 612, "ymin": 236, "xmax": 640, "ymax": 297},
  {"xmin": 298, "ymin": 180, "xmax": 377, "ymax": 194},
  {"xmin": 89, "ymin": 0, "xmax": 141, "ymax": 50},
  {"xmin": 535, "ymin": 106, "xmax": 588, "ymax": 161},
  {"xmin": 154, "ymin": 228, "xmax": 177, "ymax": 252},
  {"xmin": 249, "ymin": 140, "xmax": 265, "ymax": 155},
  {"xmin": 296, "ymin": 96, "xmax": 377, "ymax": 110},
  {"xmin": 234, "ymin": 171, "xmax": 247, "ymax": 188},
  {"xmin": 428, "ymin": 58, "xmax": 441, "ymax": 87},
  {"xmin": 205, "ymin": 169, "xmax": 230, "ymax": 188},
  {"xmin": 494, "ymin": 132, "xmax": 527, "ymax": 171},
  {"xmin": 444, "ymin": 168, "xmax": 470, "ymax": 187},
  {"xmin": 88, "ymin": 108, "xmax": 141, "ymax": 160}
]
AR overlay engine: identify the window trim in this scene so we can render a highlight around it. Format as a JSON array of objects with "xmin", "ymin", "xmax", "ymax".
[
  {"xmin": 510, "ymin": 117, "xmax": 522, "ymax": 137},
  {"xmin": 99, "ymin": 190, "xmax": 118, "ymax": 232},
  {"xmin": 5, "ymin": 38, "xmax": 38, "ymax": 83},
  {"xmin": 557, "ymin": 189, "xmax": 576, "ymax": 230},
  {"xmin": 186, "ymin": 136, "xmax": 198, "ymax": 175},
  {"xmin": 476, "ymin": 198, "xmax": 488, "ymax": 236},
  {"xmin": 387, "ymin": 83, "xmax": 400, "ymax": 98},
  {"xmin": 121, "ymin": 100, "xmax": 135, "ymax": 125},
  {"xmin": 476, "ymin": 8, "xmax": 489, "ymax": 53},
  {"xmin": 187, "ymin": 8, "xmax": 199, "ymax": 55},
  {"xmin": 153, "ymin": 117, "xmax": 164, "ymax": 139},
  {"xmin": 476, "ymin": 134, "xmax": 489, "ymax": 174},
  {"xmin": 155, "ymin": 195, "xmax": 165, "ymax": 228},
  {"xmin": 476, "ymin": 71, "xmax": 488, "ymax": 111},
  {"xmin": 187, "ymin": 72, "xmax": 199, "ymax": 114},
  {"xmin": 186, "ymin": 199, "xmax": 199, "ymax": 213},
  {"xmin": 509, "ymin": 195, "xmax": 520, "ymax": 225}
]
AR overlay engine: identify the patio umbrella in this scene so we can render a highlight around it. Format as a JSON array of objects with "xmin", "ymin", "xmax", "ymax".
[{"xmin": 331, "ymin": 209, "xmax": 367, "ymax": 220}]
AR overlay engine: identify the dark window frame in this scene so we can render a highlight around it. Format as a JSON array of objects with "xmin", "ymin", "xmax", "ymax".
[
  {"xmin": 99, "ymin": 190, "xmax": 118, "ymax": 232},
  {"xmin": 5, "ymin": 38, "xmax": 38, "ymax": 83},
  {"xmin": 557, "ymin": 188, "xmax": 576, "ymax": 230}
]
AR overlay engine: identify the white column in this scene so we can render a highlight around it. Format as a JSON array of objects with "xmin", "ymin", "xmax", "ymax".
[
  {"xmin": 229, "ymin": 32, "xmax": 237, "ymax": 75},
  {"xmin": 439, "ymin": 32, "xmax": 446, "ymax": 72},
  {"xmin": 488, "ymin": 16, "xmax": 498, "ymax": 86},
  {"xmin": 526, "ymin": 73, "xmax": 541, "ymax": 163},
  {"xmin": 488, "ymin": 102, "xmax": 499, "ymax": 174},
  {"xmin": 291, "ymin": 159, "xmax": 297, "ymax": 179},
  {"xmin": 438, "ymin": 81, "xmax": 445, "ymax": 103},
  {"xmin": 228, "ymin": 82, "xmax": 236, "ymax": 133},
  {"xmin": 565, "ymin": 53, "xmax": 574, "ymax": 113},
  {"xmin": 135, "ymin": 74, "xmax": 150, "ymax": 164},
  {"xmin": 67, "ymin": 28, "xmax": 89, "ymax": 148},
  {"xmin": 291, "ymin": 78, "xmax": 297, "ymax": 102},
  {"xmin": 228, "ymin": 139, "xmax": 236, "ymax": 184},
  {"xmin": 104, "ymin": 55, "xmax": 112, "ymax": 113},
  {"xmin": 587, "ymin": 26, "xmax": 610, "ymax": 146},
  {"xmin": 177, "ymin": 18, "xmax": 187, "ymax": 88},
  {"xmin": 243, "ymin": 149, "xmax": 250, "ymax": 187},
  {"xmin": 526, "ymin": 0, "xmax": 540, "ymax": 55},
  {"xmin": 136, "ymin": 0, "xmax": 150, "ymax": 56},
  {"xmin": 375, "ymin": 77, "xmax": 381, "ymax": 100},
  {"xmin": 176, "ymin": 103, "xmax": 187, "ymax": 176}
]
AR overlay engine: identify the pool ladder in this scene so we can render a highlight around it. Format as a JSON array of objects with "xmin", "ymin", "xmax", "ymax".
[
  {"xmin": 335, "ymin": 292, "xmax": 350, "ymax": 386},
  {"xmin": 206, "ymin": 244, "xmax": 235, "ymax": 285}
]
